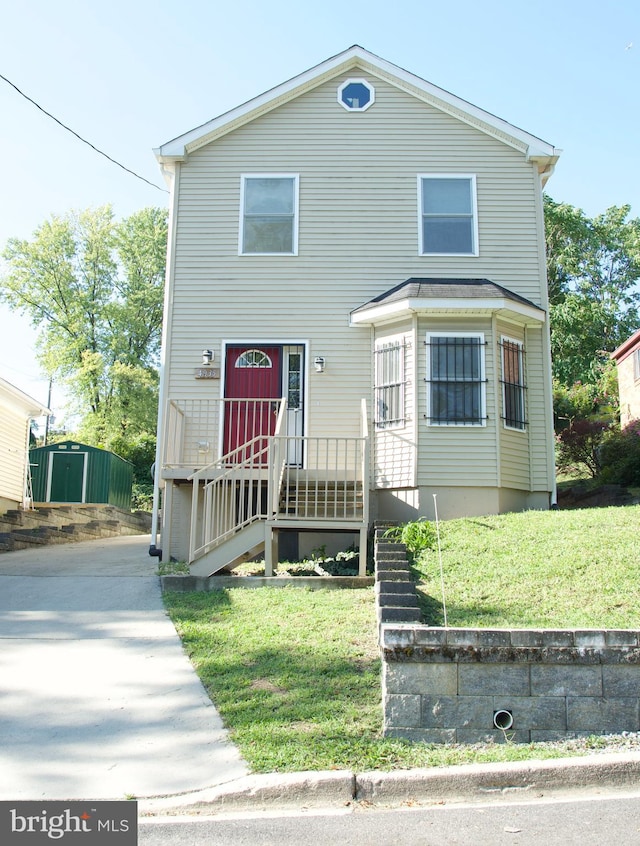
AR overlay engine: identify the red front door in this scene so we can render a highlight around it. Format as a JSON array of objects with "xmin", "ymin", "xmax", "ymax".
[{"xmin": 223, "ymin": 345, "xmax": 282, "ymax": 460}]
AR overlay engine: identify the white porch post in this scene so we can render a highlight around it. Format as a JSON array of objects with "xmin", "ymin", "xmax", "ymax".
[
  {"xmin": 161, "ymin": 482, "xmax": 173, "ymax": 564},
  {"xmin": 264, "ymin": 525, "xmax": 277, "ymax": 577},
  {"xmin": 358, "ymin": 526, "xmax": 367, "ymax": 577}
]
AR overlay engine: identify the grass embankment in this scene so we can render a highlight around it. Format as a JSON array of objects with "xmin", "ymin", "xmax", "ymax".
[
  {"xmin": 163, "ymin": 504, "xmax": 640, "ymax": 773},
  {"xmin": 413, "ymin": 506, "xmax": 640, "ymax": 628}
]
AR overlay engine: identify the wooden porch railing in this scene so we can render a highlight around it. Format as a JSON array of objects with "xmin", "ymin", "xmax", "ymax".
[
  {"xmin": 164, "ymin": 398, "xmax": 295, "ymax": 470},
  {"xmin": 187, "ymin": 399, "xmax": 370, "ymax": 565},
  {"xmin": 164, "ymin": 400, "xmax": 185, "ymax": 466}
]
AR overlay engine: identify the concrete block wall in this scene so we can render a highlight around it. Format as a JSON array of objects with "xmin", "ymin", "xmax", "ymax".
[{"xmin": 381, "ymin": 625, "xmax": 640, "ymax": 743}]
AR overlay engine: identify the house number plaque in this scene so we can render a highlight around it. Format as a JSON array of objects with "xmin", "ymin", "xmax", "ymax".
[{"xmin": 194, "ymin": 368, "xmax": 220, "ymax": 379}]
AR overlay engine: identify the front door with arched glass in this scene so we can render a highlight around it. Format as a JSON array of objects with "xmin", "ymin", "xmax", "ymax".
[{"xmin": 223, "ymin": 344, "xmax": 304, "ymax": 463}]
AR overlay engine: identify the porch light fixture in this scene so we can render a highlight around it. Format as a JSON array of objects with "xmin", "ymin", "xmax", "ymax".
[
  {"xmin": 314, "ymin": 356, "xmax": 326, "ymax": 373},
  {"xmin": 201, "ymin": 349, "xmax": 214, "ymax": 366}
]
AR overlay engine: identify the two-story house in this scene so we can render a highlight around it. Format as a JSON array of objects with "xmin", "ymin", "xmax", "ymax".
[{"xmin": 151, "ymin": 46, "xmax": 560, "ymax": 576}]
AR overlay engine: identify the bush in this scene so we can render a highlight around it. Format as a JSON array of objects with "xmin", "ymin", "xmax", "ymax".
[
  {"xmin": 385, "ymin": 518, "xmax": 436, "ymax": 554},
  {"xmin": 108, "ymin": 433, "xmax": 156, "ymax": 485},
  {"xmin": 553, "ymin": 370, "xmax": 618, "ymax": 433},
  {"xmin": 599, "ymin": 421, "xmax": 640, "ymax": 487},
  {"xmin": 556, "ymin": 419, "xmax": 612, "ymax": 478},
  {"xmin": 131, "ymin": 483, "xmax": 154, "ymax": 512}
]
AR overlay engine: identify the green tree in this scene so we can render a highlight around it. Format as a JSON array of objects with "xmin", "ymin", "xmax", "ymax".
[
  {"xmin": 544, "ymin": 197, "xmax": 640, "ymax": 390},
  {"xmin": 1, "ymin": 205, "xmax": 167, "ymax": 446}
]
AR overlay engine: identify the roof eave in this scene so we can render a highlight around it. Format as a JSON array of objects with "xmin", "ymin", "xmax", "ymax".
[
  {"xmin": 611, "ymin": 328, "xmax": 640, "ymax": 362},
  {"xmin": 350, "ymin": 297, "xmax": 546, "ymax": 328},
  {"xmin": 0, "ymin": 378, "xmax": 50, "ymax": 417},
  {"xmin": 155, "ymin": 45, "xmax": 560, "ymax": 163}
]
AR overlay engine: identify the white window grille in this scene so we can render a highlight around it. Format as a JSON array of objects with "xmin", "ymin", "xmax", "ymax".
[{"xmin": 374, "ymin": 340, "xmax": 406, "ymax": 428}]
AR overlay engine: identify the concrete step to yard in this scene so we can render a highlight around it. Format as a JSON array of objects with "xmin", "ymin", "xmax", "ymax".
[
  {"xmin": 375, "ymin": 557, "xmax": 412, "ymax": 571},
  {"xmin": 376, "ymin": 579, "xmax": 417, "ymax": 594},
  {"xmin": 378, "ymin": 606, "xmax": 423, "ymax": 623},
  {"xmin": 375, "ymin": 569, "xmax": 412, "ymax": 582},
  {"xmin": 377, "ymin": 592, "xmax": 421, "ymax": 608}
]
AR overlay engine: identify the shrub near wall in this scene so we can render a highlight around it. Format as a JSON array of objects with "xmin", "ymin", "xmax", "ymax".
[{"xmin": 381, "ymin": 625, "xmax": 640, "ymax": 743}]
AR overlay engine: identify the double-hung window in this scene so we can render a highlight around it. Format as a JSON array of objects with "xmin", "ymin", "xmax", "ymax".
[
  {"xmin": 240, "ymin": 174, "xmax": 299, "ymax": 255},
  {"xmin": 500, "ymin": 337, "xmax": 526, "ymax": 430},
  {"xmin": 374, "ymin": 340, "xmax": 406, "ymax": 428},
  {"xmin": 418, "ymin": 175, "xmax": 478, "ymax": 255},
  {"xmin": 634, "ymin": 348, "xmax": 640, "ymax": 382},
  {"xmin": 426, "ymin": 333, "xmax": 486, "ymax": 425}
]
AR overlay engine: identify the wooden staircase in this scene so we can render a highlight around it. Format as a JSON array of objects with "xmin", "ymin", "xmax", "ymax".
[
  {"xmin": 186, "ymin": 399, "xmax": 370, "ymax": 577},
  {"xmin": 0, "ymin": 505, "xmax": 151, "ymax": 553},
  {"xmin": 278, "ymin": 481, "xmax": 364, "ymax": 520}
]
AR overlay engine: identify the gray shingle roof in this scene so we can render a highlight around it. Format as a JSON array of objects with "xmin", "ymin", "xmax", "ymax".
[{"xmin": 353, "ymin": 278, "xmax": 542, "ymax": 314}]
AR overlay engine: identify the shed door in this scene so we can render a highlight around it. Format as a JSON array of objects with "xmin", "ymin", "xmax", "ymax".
[
  {"xmin": 224, "ymin": 346, "xmax": 282, "ymax": 460},
  {"xmin": 48, "ymin": 452, "xmax": 86, "ymax": 502}
]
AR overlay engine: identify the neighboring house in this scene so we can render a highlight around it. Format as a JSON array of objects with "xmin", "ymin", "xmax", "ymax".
[
  {"xmin": 611, "ymin": 328, "xmax": 640, "ymax": 428},
  {"xmin": 0, "ymin": 378, "xmax": 50, "ymax": 513},
  {"xmin": 152, "ymin": 46, "xmax": 560, "ymax": 576}
]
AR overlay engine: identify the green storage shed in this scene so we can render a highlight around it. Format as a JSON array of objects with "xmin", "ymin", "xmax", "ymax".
[{"xmin": 29, "ymin": 441, "xmax": 133, "ymax": 509}]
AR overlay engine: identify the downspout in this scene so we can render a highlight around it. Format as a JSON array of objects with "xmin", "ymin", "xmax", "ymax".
[
  {"xmin": 149, "ymin": 160, "xmax": 180, "ymax": 557},
  {"xmin": 535, "ymin": 167, "xmax": 558, "ymax": 508}
]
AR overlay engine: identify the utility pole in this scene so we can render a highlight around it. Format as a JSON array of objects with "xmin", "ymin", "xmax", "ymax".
[{"xmin": 44, "ymin": 378, "xmax": 52, "ymax": 446}]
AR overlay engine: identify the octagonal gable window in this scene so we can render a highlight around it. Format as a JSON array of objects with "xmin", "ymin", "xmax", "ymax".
[{"xmin": 337, "ymin": 78, "xmax": 375, "ymax": 112}]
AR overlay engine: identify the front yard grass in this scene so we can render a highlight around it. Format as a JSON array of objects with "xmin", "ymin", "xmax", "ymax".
[
  {"xmin": 163, "ymin": 504, "xmax": 640, "ymax": 773},
  {"xmin": 412, "ymin": 505, "xmax": 640, "ymax": 628}
]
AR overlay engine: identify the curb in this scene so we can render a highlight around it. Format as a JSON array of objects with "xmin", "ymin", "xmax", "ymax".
[
  {"xmin": 140, "ymin": 771, "xmax": 355, "ymax": 815},
  {"xmin": 139, "ymin": 752, "xmax": 640, "ymax": 816}
]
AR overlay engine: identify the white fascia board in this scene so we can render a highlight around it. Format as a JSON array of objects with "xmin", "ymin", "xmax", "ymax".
[
  {"xmin": 156, "ymin": 47, "xmax": 364, "ymax": 159},
  {"xmin": 350, "ymin": 51, "xmax": 559, "ymax": 161},
  {"xmin": 350, "ymin": 296, "xmax": 545, "ymax": 327},
  {"xmin": 155, "ymin": 46, "xmax": 559, "ymax": 163},
  {"xmin": 0, "ymin": 379, "xmax": 50, "ymax": 417}
]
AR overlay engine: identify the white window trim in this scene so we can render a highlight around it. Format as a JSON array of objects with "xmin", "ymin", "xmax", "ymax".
[
  {"xmin": 500, "ymin": 335, "xmax": 526, "ymax": 432},
  {"xmin": 238, "ymin": 173, "xmax": 299, "ymax": 256},
  {"xmin": 337, "ymin": 78, "xmax": 375, "ymax": 112},
  {"xmin": 425, "ymin": 331, "xmax": 486, "ymax": 427},
  {"xmin": 417, "ymin": 174, "xmax": 479, "ymax": 257},
  {"xmin": 374, "ymin": 338, "xmax": 406, "ymax": 430}
]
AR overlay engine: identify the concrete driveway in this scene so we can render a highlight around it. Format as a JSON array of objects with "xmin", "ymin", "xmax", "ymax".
[{"xmin": 0, "ymin": 534, "xmax": 248, "ymax": 800}]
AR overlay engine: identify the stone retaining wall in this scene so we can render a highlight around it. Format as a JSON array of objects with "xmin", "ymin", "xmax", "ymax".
[
  {"xmin": 374, "ymin": 530, "xmax": 640, "ymax": 743},
  {"xmin": 381, "ymin": 625, "xmax": 640, "ymax": 743}
]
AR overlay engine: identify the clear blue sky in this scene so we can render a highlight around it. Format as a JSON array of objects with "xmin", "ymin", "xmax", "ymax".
[{"xmin": 0, "ymin": 0, "xmax": 637, "ymax": 416}]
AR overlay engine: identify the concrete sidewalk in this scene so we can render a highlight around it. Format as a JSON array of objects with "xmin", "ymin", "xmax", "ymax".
[{"xmin": 0, "ymin": 534, "xmax": 248, "ymax": 801}]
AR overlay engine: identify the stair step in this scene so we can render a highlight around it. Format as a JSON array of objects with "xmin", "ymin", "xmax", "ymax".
[
  {"xmin": 376, "ymin": 579, "xmax": 417, "ymax": 594},
  {"xmin": 378, "ymin": 607, "xmax": 422, "ymax": 623},
  {"xmin": 377, "ymin": 592, "xmax": 421, "ymax": 608},
  {"xmin": 375, "ymin": 558, "xmax": 410, "ymax": 571}
]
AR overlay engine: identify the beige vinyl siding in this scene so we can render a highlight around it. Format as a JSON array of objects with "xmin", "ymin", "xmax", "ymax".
[
  {"xmin": 0, "ymin": 407, "xmax": 28, "ymax": 505},
  {"xmin": 524, "ymin": 326, "xmax": 552, "ymax": 490},
  {"xmin": 164, "ymin": 70, "xmax": 547, "ymax": 465},
  {"xmin": 373, "ymin": 320, "xmax": 416, "ymax": 489},
  {"xmin": 497, "ymin": 322, "xmax": 530, "ymax": 489},
  {"xmin": 416, "ymin": 316, "xmax": 497, "ymax": 487}
]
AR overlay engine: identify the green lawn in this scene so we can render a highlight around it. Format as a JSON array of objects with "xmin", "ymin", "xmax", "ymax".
[
  {"xmin": 163, "ymin": 504, "xmax": 640, "ymax": 773},
  {"xmin": 413, "ymin": 505, "xmax": 640, "ymax": 628}
]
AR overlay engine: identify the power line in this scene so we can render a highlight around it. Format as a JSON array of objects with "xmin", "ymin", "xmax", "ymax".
[{"xmin": 0, "ymin": 72, "xmax": 168, "ymax": 193}]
